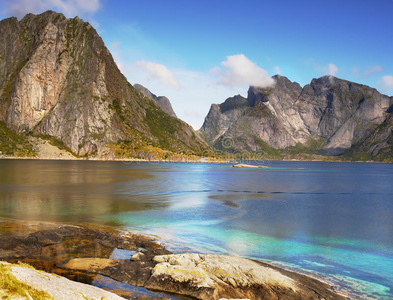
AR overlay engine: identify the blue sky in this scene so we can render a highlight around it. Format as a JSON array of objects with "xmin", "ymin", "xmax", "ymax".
[{"xmin": 1, "ymin": 0, "xmax": 392, "ymax": 128}]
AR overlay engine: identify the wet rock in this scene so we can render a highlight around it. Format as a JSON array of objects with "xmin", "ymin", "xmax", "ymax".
[
  {"xmin": 100, "ymin": 260, "xmax": 156, "ymax": 287},
  {"xmin": 30, "ymin": 230, "xmax": 62, "ymax": 245},
  {"xmin": 131, "ymin": 252, "xmax": 146, "ymax": 261},
  {"xmin": 62, "ymin": 258, "xmax": 119, "ymax": 273},
  {"xmin": 0, "ymin": 222, "xmax": 347, "ymax": 300}
]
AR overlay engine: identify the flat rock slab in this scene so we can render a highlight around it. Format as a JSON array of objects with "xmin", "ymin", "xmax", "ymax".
[
  {"xmin": 231, "ymin": 164, "xmax": 268, "ymax": 168},
  {"xmin": 145, "ymin": 254, "xmax": 347, "ymax": 300},
  {"xmin": 1, "ymin": 262, "xmax": 125, "ymax": 300}
]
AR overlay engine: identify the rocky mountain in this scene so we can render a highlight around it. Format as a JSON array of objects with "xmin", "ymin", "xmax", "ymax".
[
  {"xmin": 133, "ymin": 84, "xmax": 177, "ymax": 118},
  {"xmin": 0, "ymin": 11, "xmax": 208, "ymax": 157},
  {"xmin": 199, "ymin": 75, "xmax": 393, "ymax": 160}
]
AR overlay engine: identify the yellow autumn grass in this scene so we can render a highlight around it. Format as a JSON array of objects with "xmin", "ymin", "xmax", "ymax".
[{"xmin": 0, "ymin": 262, "xmax": 54, "ymax": 300}]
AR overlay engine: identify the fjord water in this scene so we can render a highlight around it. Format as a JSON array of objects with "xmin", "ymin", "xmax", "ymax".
[{"xmin": 0, "ymin": 160, "xmax": 392, "ymax": 299}]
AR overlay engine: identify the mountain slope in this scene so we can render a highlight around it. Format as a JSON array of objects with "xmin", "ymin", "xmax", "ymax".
[
  {"xmin": 199, "ymin": 75, "xmax": 393, "ymax": 160},
  {"xmin": 0, "ymin": 11, "xmax": 208, "ymax": 157},
  {"xmin": 133, "ymin": 84, "xmax": 177, "ymax": 118}
]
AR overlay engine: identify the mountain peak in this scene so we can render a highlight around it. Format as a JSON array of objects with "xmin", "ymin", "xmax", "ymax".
[
  {"xmin": 0, "ymin": 11, "xmax": 207, "ymax": 158},
  {"xmin": 133, "ymin": 84, "xmax": 177, "ymax": 118}
]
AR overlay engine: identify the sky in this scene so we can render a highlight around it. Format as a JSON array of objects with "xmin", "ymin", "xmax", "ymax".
[{"xmin": 1, "ymin": 0, "xmax": 392, "ymax": 129}]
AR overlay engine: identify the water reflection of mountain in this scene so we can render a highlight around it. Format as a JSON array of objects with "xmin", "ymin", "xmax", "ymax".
[{"xmin": 0, "ymin": 160, "xmax": 169, "ymax": 224}]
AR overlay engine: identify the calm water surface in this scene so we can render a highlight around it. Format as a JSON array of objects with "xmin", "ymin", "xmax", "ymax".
[{"xmin": 0, "ymin": 159, "xmax": 392, "ymax": 299}]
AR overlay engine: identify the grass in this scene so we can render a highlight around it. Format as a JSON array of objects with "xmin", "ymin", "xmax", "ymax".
[
  {"xmin": 0, "ymin": 122, "xmax": 36, "ymax": 157},
  {"xmin": 0, "ymin": 262, "xmax": 54, "ymax": 300}
]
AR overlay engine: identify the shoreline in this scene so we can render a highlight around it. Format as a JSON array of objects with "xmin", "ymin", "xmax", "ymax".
[
  {"xmin": 0, "ymin": 155, "xmax": 232, "ymax": 164},
  {"xmin": 0, "ymin": 154, "xmax": 389, "ymax": 165},
  {"xmin": 0, "ymin": 219, "xmax": 349, "ymax": 300}
]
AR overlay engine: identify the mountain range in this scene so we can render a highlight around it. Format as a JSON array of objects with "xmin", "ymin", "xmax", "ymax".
[
  {"xmin": 0, "ymin": 11, "xmax": 392, "ymax": 162},
  {"xmin": 199, "ymin": 75, "xmax": 393, "ymax": 161}
]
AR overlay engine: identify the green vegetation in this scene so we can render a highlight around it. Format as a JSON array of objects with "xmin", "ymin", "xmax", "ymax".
[
  {"xmin": 282, "ymin": 137, "xmax": 326, "ymax": 156},
  {"xmin": 145, "ymin": 105, "xmax": 178, "ymax": 150},
  {"xmin": 219, "ymin": 96, "xmax": 249, "ymax": 113},
  {"xmin": 0, "ymin": 122, "xmax": 36, "ymax": 157},
  {"xmin": 108, "ymin": 140, "xmax": 214, "ymax": 162},
  {"xmin": 213, "ymin": 135, "xmax": 282, "ymax": 160},
  {"xmin": 0, "ymin": 263, "xmax": 54, "ymax": 300},
  {"xmin": 254, "ymin": 137, "xmax": 282, "ymax": 159}
]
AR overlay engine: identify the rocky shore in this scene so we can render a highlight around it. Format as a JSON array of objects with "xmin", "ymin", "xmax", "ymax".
[{"xmin": 0, "ymin": 220, "xmax": 347, "ymax": 299}]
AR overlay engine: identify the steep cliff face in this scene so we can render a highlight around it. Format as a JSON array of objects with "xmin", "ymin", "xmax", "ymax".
[
  {"xmin": 345, "ymin": 113, "xmax": 393, "ymax": 161},
  {"xmin": 0, "ymin": 11, "xmax": 208, "ymax": 156},
  {"xmin": 297, "ymin": 76, "xmax": 391, "ymax": 155},
  {"xmin": 200, "ymin": 75, "xmax": 311, "ymax": 152},
  {"xmin": 199, "ymin": 95, "xmax": 250, "ymax": 146},
  {"xmin": 199, "ymin": 75, "xmax": 392, "ymax": 159},
  {"xmin": 133, "ymin": 84, "xmax": 177, "ymax": 118}
]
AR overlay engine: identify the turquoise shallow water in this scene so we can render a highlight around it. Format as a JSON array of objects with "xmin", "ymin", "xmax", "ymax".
[{"xmin": 0, "ymin": 159, "xmax": 392, "ymax": 299}]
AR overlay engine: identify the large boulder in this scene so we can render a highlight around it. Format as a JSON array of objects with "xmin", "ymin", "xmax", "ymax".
[{"xmin": 144, "ymin": 254, "xmax": 346, "ymax": 300}]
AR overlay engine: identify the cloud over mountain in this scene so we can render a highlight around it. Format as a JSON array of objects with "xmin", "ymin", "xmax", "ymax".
[
  {"xmin": 378, "ymin": 75, "xmax": 393, "ymax": 93},
  {"xmin": 327, "ymin": 63, "xmax": 338, "ymax": 76},
  {"xmin": 215, "ymin": 54, "xmax": 275, "ymax": 88},
  {"xmin": 136, "ymin": 60, "xmax": 180, "ymax": 89}
]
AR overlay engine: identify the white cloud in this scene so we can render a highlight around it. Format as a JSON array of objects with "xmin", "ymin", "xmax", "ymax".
[
  {"xmin": 215, "ymin": 54, "xmax": 275, "ymax": 88},
  {"xmin": 363, "ymin": 65, "xmax": 384, "ymax": 78},
  {"xmin": 136, "ymin": 60, "xmax": 180, "ymax": 89},
  {"xmin": 274, "ymin": 66, "xmax": 282, "ymax": 75},
  {"xmin": 127, "ymin": 66, "xmax": 248, "ymax": 130},
  {"xmin": 305, "ymin": 59, "xmax": 339, "ymax": 78},
  {"xmin": 377, "ymin": 75, "xmax": 393, "ymax": 94},
  {"xmin": 2, "ymin": 0, "xmax": 101, "ymax": 19},
  {"xmin": 327, "ymin": 63, "xmax": 338, "ymax": 76},
  {"xmin": 351, "ymin": 65, "xmax": 384, "ymax": 79}
]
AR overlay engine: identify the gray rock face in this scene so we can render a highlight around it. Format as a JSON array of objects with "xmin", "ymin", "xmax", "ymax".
[
  {"xmin": 297, "ymin": 76, "xmax": 391, "ymax": 155},
  {"xmin": 199, "ymin": 95, "xmax": 250, "ymax": 146},
  {"xmin": 347, "ymin": 113, "xmax": 393, "ymax": 160},
  {"xmin": 0, "ymin": 11, "xmax": 208, "ymax": 156},
  {"xmin": 199, "ymin": 74, "xmax": 393, "ymax": 157},
  {"xmin": 134, "ymin": 83, "xmax": 177, "ymax": 118}
]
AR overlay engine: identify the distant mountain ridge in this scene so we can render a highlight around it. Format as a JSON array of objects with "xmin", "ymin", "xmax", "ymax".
[
  {"xmin": 199, "ymin": 75, "xmax": 393, "ymax": 161},
  {"xmin": 0, "ymin": 11, "xmax": 208, "ymax": 157},
  {"xmin": 133, "ymin": 84, "xmax": 177, "ymax": 118}
]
